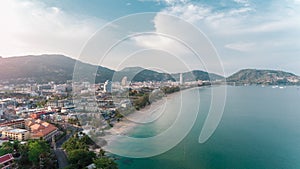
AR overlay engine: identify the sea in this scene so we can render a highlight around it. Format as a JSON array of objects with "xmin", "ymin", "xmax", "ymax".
[{"xmin": 112, "ymin": 86, "xmax": 300, "ymax": 169}]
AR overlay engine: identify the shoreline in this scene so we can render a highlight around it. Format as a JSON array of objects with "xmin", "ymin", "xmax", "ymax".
[
  {"xmin": 101, "ymin": 84, "xmax": 291, "ymax": 146},
  {"xmin": 101, "ymin": 90, "xmax": 182, "ymax": 149}
]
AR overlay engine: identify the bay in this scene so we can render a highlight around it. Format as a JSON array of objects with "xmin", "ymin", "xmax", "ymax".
[{"xmin": 114, "ymin": 86, "xmax": 300, "ymax": 169}]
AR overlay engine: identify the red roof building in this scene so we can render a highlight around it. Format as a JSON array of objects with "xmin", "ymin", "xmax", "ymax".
[
  {"xmin": 0, "ymin": 153, "xmax": 14, "ymax": 169},
  {"xmin": 25, "ymin": 119, "xmax": 59, "ymax": 141}
]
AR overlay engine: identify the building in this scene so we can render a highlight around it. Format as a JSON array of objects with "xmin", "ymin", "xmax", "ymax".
[
  {"xmin": 0, "ymin": 153, "xmax": 14, "ymax": 169},
  {"xmin": 179, "ymin": 73, "xmax": 183, "ymax": 85},
  {"xmin": 121, "ymin": 76, "xmax": 128, "ymax": 86},
  {"xmin": 54, "ymin": 84, "xmax": 66, "ymax": 92},
  {"xmin": 46, "ymin": 99, "xmax": 73, "ymax": 108},
  {"xmin": 37, "ymin": 84, "xmax": 52, "ymax": 91},
  {"xmin": 103, "ymin": 80, "xmax": 112, "ymax": 93},
  {"xmin": 0, "ymin": 119, "xmax": 25, "ymax": 129},
  {"xmin": 25, "ymin": 119, "xmax": 59, "ymax": 141},
  {"xmin": 30, "ymin": 111, "xmax": 54, "ymax": 120},
  {"xmin": 1, "ymin": 128, "xmax": 30, "ymax": 141}
]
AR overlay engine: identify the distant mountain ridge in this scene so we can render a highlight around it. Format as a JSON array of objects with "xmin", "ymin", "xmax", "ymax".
[
  {"xmin": 0, "ymin": 54, "xmax": 76, "ymax": 83},
  {"xmin": 0, "ymin": 55, "xmax": 224, "ymax": 84},
  {"xmin": 112, "ymin": 67, "xmax": 176, "ymax": 82},
  {"xmin": 172, "ymin": 70, "xmax": 223, "ymax": 82},
  {"xmin": 0, "ymin": 54, "xmax": 114, "ymax": 84},
  {"xmin": 0, "ymin": 55, "xmax": 299, "ymax": 85}
]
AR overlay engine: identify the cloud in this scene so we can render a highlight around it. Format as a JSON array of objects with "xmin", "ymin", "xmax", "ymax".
[
  {"xmin": 155, "ymin": 0, "xmax": 300, "ymax": 74},
  {"xmin": 129, "ymin": 0, "xmax": 299, "ymax": 74},
  {"xmin": 233, "ymin": 0, "xmax": 250, "ymax": 7},
  {"xmin": 128, "ymin": 12, "xmax": 226, "ymax": 75},
  {"xmin": 0, "ymin": 0, "xmax": 104, "ymax": 58},
  {"xmin": 225, "ymin": 42, "xmax": 256, "ymax": 52},
  {"xmin": 1, "ymin": 0, "xmax": 299, "ymax": 75},
  {"xmin": 154, "ymin": 0, "xmax": 188, "ymax": 5},
  {"xmin": 229, "ymin": 7, "xmax": 252, "ymax": 15},
  {"xmin": 133, "ymin": 35, "xmax": 174, "ymax": 50},
  {"xmin": 241, "ymin": 18, "xmax": 300, "ymax": 34},
  {"xmin": 161, "ymin": 3, "xmax": 212, "ymax": 23}
]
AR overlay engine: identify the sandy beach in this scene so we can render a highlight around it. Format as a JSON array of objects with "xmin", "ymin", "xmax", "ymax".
[{"xmin": 101, "ymin": 91, "xmax": 181, "ymax": 148}]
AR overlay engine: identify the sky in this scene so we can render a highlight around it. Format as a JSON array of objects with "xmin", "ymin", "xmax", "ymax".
[{"xmin": 0, "ymin": 0, "xmax": 299, "ymax": 75}]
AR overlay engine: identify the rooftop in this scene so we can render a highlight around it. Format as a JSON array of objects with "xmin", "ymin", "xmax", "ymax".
[
  {"xmin": 0, "ymin": 153, "xmax": 14, "ymax": 164},
  {"xmin": 8, "ymin": 128, "xmax": 28, "ymax": 133}
]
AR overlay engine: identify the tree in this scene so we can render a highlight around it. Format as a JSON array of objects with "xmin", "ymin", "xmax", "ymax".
[
  {"xmin": 68, "ymin": 149, "xmax": 96, "ymax": 168},
  {"xmin": 28, "ymin": 140, "xmax": 50, "ymax": 166},
  {"xmin": 133, "ymin": 93, "xmax": 150, "ymax": 109},
  {"xmin": 62, "ymin": 133, "xmax": 93, "ymax": 153},
  {"xmin": 17, "ymin": 143, "xmax": 30, "ymax": 166},
  {"xmin": 62, "ymin": 133, "xmax": 118, "ymax": 169},
  {"xmin": 0, "ymin": 142, "xmax": 14, "ymax": 156},
  {"xmin": 80, "ymin": 133, "xmax": 94, "ymax": 145},
  {"xmin": 94, "ymin": 157, "xmax": 118, "ymax": 169},
  {"xmin": 0, "ymin": 141, "xmax": 22, "ymax": 157},
  {"xmin": 39, "ymin": 151, "xmax": 57, "ymax": 169}
]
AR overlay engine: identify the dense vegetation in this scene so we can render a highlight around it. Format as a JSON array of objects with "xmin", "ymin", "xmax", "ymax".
[
  {"xmin": 0, "ymin": 140, "xmax": 57, "ymax": 169},
  {"xmin": 227, "ymin": 69, "xmax": 300, "ymax": 85},
  {"xmin": 128, "ymin": 86, "xmax": 180, "ymax": 110},
  {"xmin": 62, "ymin": 132, "xmax": 118, "ymax": 169},
  {"xmin": 161, "ymin": 86, "xmax": 180, "ymax": 94},
  {"xmin": 133, "ymin": 94, "xmax": 150, "ymax": 110}
]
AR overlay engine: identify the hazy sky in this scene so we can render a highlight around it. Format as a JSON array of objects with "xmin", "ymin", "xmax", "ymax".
[{"xmin": 0, "ymin": 0, "xmax": 299, "ymax": 75}]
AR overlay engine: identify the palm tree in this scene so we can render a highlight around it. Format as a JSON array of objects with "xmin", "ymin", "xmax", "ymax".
[{"xmin": 0, "ymin": 142, "xmax": 14, "ymax": 155}]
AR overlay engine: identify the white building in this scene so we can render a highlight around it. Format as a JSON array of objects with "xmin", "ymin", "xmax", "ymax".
[
  {"xmin": 0, "ymin": 127, "xmax": 30, "ymax": 141},
  {"xmin": 179, "ymin": 73, "xmax": 183, "ymax": 85},
  {"xmin": 103, "ymin": 80, "xmax": 112, "ymax": 93},
  {"xmin": 121, "ymin": 76, "xmax": 128, "ymax": 86}
]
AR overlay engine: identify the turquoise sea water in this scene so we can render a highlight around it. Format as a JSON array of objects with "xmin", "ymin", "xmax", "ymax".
[{"xmin": 115, "ymin": 86, "xmax": 300, "ymax": 169}]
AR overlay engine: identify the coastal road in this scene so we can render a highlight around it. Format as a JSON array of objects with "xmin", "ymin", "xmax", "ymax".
[
  {"xmin": 54, "ymin": 123, "xmax": 81, "ymax": 168},
  {"xmin": 54, "ymin": 129, "xmax": 70, "ymax": 169},
  {"xmin": 54, "ymin": 148, "xmax": 69, "ymax": 169}
]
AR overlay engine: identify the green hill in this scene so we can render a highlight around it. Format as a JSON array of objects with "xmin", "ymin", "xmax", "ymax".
[
  {"xmin": 227, "ymin": 69, "xmax": 300, "ymax": 85},
  {"xmin": 0, "ymin": 54, "xmax": 229, "ymax": 84}
]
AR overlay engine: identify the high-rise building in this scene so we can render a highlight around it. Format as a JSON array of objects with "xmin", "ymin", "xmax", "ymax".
[
  {"xmin": 179, "ymin": 73, "xmax": 183, "ymax": 85},
  {"xmin": 121, "ymin": 76, "xmax": 128, "ymax": 86},
  {"xmin": 103, "ymin": 80, "xmax": 112, "ymax": 93}
]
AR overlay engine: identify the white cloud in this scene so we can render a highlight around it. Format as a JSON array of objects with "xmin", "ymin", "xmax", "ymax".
[
  {"xmin": 0, "ymin": 0, "xmax": 104, "ymax": 58},
  {"xmin": 233, "ymin": 0, "xmax": 250, "ymax": 7},
  {"xmin": 1, "ymin": 0, "xmax": 299, "ymax": 75},
  {"xmin": 156, "ymin": 0, "xmax": 300, "ymax": 74},
  {"xmin": 157, "ymin": 0, "xmax": 188, "ymax": 5},
  {"xmin": 225, "ymin": 42, "xmax": 256, "ymax": 52},
  {"xmin": 128, "ymin": 13, "xmax": 227, "ymax": 75},
  {"xmin": 133, "ymin": 35, "xmax": 173, "ymax": 49},
  {"xmin": 241, "ymin": 18, "xmax": 300, "ymax": 34},
  {"xmin": 229, "ymin": 7, "xmax": 252, "ymax": 15},
  {"xmin": 161, "ymin": 3, "xmax": 211, "ymax": 23}
]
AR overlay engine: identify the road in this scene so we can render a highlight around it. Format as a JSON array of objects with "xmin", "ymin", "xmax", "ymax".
[
  {"xmin": 54, "ymin": 123, "xmax": 82, "ymax": 168},
  {"xmin": 54, "ymin": 148, "xmax": 69, "ymax": 169}
]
